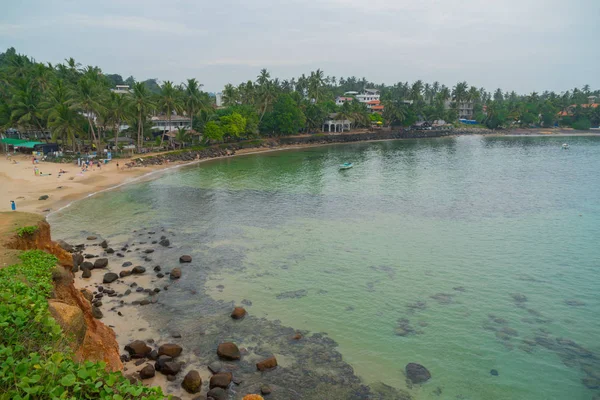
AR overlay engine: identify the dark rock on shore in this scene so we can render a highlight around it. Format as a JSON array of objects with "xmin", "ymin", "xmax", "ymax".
[
  {"xmin": 38, "ymin": 195, "xmax": 49, "ymax": 200},
  {"xmin": 132, "ymin": 266, "xmax": 146, "ymax": 274},
  {"xmin": 155, "ymin": 355, "xmax": 173, "ymax": 371},
  {"xmin": 206, "ymin": 387, "xmax": 227, "ymax": 400},
  {"xmin": 100, "ymin": 240, "xmax": 108, "ymax": 249},
  {"xmin": 406, "ymin": 363, "xmax": 431, "ymax": 384},
  {"xmin": 93, "ymin": 258, "xmax": 108, "ymax": 269},
  {"xmin": 58, "ymin": 239, "xmax": 74, "ymax": 252},
  {"xmin": 159, "ymin": 238, "xmax": 170, "ymax": 247},
  {"xmin": 139, "ymin": 364, "xmax": 155, "ymax": 379},
  {"xmin": 170, "ymin": 268, "xmax": 181, "ymax": 279},
  {"xmin": 182, "ymin": 370, "xmax": 202, "ymax": 393},
  {"xmin": 210, "ymin": 372, "xmax": 232, "ymax": 389},
  {"xmin": 125, "ymin": 340, "xmax": 151, "ymax": 358},
  {"xmin": 72, "ymin": 253, "xmax": 83, "ymax": 267},
  {"xmin": 91, "ymin": 306, "xmax": 103, "ymax": 319},
  {"xmin": 120, "ymin": 270, "xmax": 132, "ymax": 278},
  {"xmin": 103, "ymin": 272, "xmax": 118, "ymax": 284},
  {"xmin": 122, "ymin": 261, "xmax": 132, "ymax": 267},
  {"xmin": 81, "ymin": 261, "xmax": 93, "ymax": 270},
  {"xmin": 86, "ymin": 235, "xmax": 97, "ymax": 240},
  {"xmin": 208, "ymin": 361, "xmax": 222, "ymax": 374},
  {"xmin": 80, "ymin": 289, "xmax": 93, "ymax": 303},
  {"xmin": 144, "ymin": 249, "xmax": 154, "ymax": 254},
  {"xmin": 81, "ymin": 269, "xmax": 92, "ymax": 279},
  {"xmin": 231, "ymin": 307, "xmax": 246, "ymax": 319},
  {"xmin": 179, "ymin": 255, "xmax": 192, "ymax": 263},
  {"xmin": 261, "ymin": 384, "xmax": 272, "ymax": 395},
  {"xmin": 106, "ymin": 248, "xmax": 114, "ymax": 254},
  {"xmin": 217, "ymin": 342, "xmax": 240, "ymax": 360},
  {"xmin": 161, "ymin": 361, "xmax": 181, "ymax": 376},
  {"xmin": 158, "ymin": 343, "xmax": 182, "ymax": 358},
  {"xmin": 256, "ymin": 356, "xmax": 277, "ymax": 371}
]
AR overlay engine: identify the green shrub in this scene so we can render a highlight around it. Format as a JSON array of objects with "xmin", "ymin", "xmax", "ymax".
[
  {"xmin": 16, "ymin": 225, "xmax": 38, "ymax": 237},
  {"xmin": 572, "ymin": 118, "xmax": 591, "ymax": 131},
  {"xmin": 0, "ymin": 250, "xmax": 164, "ymax": 399}
]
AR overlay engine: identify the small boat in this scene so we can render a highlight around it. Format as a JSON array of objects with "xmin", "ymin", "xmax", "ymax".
[
  {"xmin": 562, "ymin": 143, "xmax": 569, "ymax": 149},
  {"xmin": 339, "ymin": 162, "xmax": 353, "ymax": 170}
]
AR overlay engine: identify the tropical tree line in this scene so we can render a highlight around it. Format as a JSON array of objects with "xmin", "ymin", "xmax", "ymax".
[{"xmin": 1, "ymin": 47, "xmax": 599, "ymax": 155}]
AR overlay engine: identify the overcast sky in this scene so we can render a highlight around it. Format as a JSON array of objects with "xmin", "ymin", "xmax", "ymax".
[{"xmin": 1, "ymin": 0, "xmax": 598, "ymax": 93}]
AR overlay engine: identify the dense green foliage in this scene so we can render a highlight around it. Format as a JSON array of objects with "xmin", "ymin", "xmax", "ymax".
[
  {"xmin": 0, "ymin": 250, "xmax": 164, "ymax": 399},
  {"xmin": 1, "ymin": 46, "xmax": 599, "ymax": 155},
  {"xmin": 16, "ymin": 225, "xmax": 38, "ymax": 237}
]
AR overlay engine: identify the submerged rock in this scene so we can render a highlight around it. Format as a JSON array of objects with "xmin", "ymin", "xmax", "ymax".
[
  {"xmin": 217, "ymin": 342, "xmax": 240, "ymax": 360},
  {"xmin": 180, "ymin": 255, "xmax": 192, "ymax": 263},
  {"xmin": 276, "ymin": 289, "xmax": 308, "ymax": 300},
  {"xmin": 256, "ymin": 356, "xmax": 277, "ymax": 371},
  {"xmin": 490, "ymin": 369, "xmax": 499, "ymax": 376},
  {"xmin": 206, "ymin": 388, "xmax": 227, "ymax": 400},
  {"xmin": 210, "ymin": 372, "xmax": 232, "ymax": 389},
  {"xmin": 405, "ymin": 363, "xmax": 431, "ymax": 384},
  {"xmin": 170, "ymin": 268, "xmax": 182, "ymax": 279},
  {"xmin": 159, "ymin": 238, "xmax": 170, "ymax": 247},
  {"xmin": 231, "ymin": 307, "xmax": 247, "ymax": 319}
]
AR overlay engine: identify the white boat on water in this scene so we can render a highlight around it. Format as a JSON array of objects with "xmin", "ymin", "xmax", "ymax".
[
  {"xmin": 562, "ymin": 143, "xmax": 569, "ymax": 149},
  {"xmin": 339, "ymin": 162, "xmax": 353, "ymax": 170}
]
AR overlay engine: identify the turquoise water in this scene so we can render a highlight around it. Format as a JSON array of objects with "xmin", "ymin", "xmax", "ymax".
[{"xmin": 50, "ymin": 136, "xmax": 600, "ymax": 399}]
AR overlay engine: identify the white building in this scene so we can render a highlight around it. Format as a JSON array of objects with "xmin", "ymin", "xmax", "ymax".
[
  {"xmin": 335, "ymin": 96, "xmax": 354, "ymax": 106},
  {"xmin": 111, "ymin": 85, "xmax": 131, "ymax": 94},
  {"xmin": 215, "ymin": 93, "xmax": 223, "ymax": 107},
  {"xmin": 151, "ymin": 115, "xmax": 191, "ymax": 133},
  {"xmin": 444, "ymin": 100, "xmax": 474, "ymax": 120},
  {"xmin": 354, "ymin": 89, "xmax": 380, "ymax": 103},
  {"xmin": 323, "ymin": 113, "xmax": 351, "ymax": 133}
]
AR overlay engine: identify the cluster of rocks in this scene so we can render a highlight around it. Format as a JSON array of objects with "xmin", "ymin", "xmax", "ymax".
[{"xmin": 131, "ymin": 148, "xmax": 233, "ymax": 167}]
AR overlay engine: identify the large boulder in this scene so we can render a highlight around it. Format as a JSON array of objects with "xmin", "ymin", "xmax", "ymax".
[
  {"xmin": 405, "ymin": 363, "xmax": 431, "ymax": 384},
  {"xmin": 93, "ymin": 258, "xmax": 108, "ymax": 269},
  {"xmin": 48, "ymin": 300, "xmax": 86, "ymax": 347},
  {"xmin": 209, "ymin": 372, "xmax": 232, "ymax": 389},
  {"xmin": 81, "ymin": 269, "xmax": 92, "ymax": 279},
  {"xmin": 100, "ymin": 240, "xmax": 108, "ymax": 249},
  {"xmin": 125, "ymin": 340, "xmax": 152, "ymax": 358},
  {"xmin": 72, "ymin": 253, "xmax": 83, "ymax": 267},
  {"xmin": 103, "ymin": 272, "xmax": 119, "ymax": 284},
  {"xmin": 170, "ymin": 268, "xmax": 181, "ymax": 279},
  {"xmin": 181, "ymin": 370, "xmax": 202, "ymax": 393},
  {"xmin": 155, "ymin": 355, "xmax": 173, "ymax": 371},
  {"xmin": 256, "ymin": 356, "xmax": 277, "ymax": 371},
  {"xmin": 158, "ymin": 343, "xmax": 182, "ymax": 358},
  {"xmin": 161, "ymin": 361, "xmax": 181, "ymax": 376},
  {"xmin": 57, "ymin": 239, "xmax": 74, "ymax": 252},
  {"xmin": 206, "ymin": 388, "xmax": 227, "ymax": 400},
  {"xmin": 217, "ymin": 342, "xmax": 240, "ymax": 360},
  {"xmin": 81, "ymin": 261, "xmax": 93, "ymax": 270},
  {"xmin": 139, "ymin": 364, "xmax": 156, "ymax": 379},
  {"xmin": 179, "ymin": 255, "xmax": 192, "ymax": 263},
  {"xmin": 91, "ymin": 306, "xmax": 103, "ymax": 319},
  {"xmin": 231, "ymin": 307, "xmax": 246, "ymax": 319}
]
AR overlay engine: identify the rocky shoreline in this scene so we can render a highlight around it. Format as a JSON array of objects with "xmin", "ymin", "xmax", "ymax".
[{"xmin": 61, "ymin": 228, "xmax": 423, "ymax": 399}]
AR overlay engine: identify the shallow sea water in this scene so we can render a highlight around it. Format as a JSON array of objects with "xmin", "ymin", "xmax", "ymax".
[{"xmin": 50, "ymin": 136, "xmax": 600, "ymax": 399}]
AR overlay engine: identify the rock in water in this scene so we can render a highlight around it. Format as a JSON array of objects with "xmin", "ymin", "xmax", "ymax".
[
  {"xmin": 58, "ymin": 239, "xmax": 74, "ymax": 252},
  {"xmin": 86, "ymin": 235, "xmax": 97, "ymax": 240},
  {"xmin": 122, "ymin": 261, "xmax": 133, "ymax": 267},
  {"xmin": 256, "ymin": 356, "xmax": 277, "ymax": 371},
  {"xmin": 182, "ymin": 370, "xmax": 202, "ymax": 393},
  {"xmin": 209, "ymin": 372, "xmax": 232, "ymax": 389},
  {"xmin": 100, "ymin": 240, "xmax": 108, "ymax": 249},
  {"xmin": 125, "ymin": 340, "xmax": 151, "ymax": 358},
  {"xmin": 179, "ymin": 255, "xmax": 192, "ymax": 263},
  {"xmin": 103, "ymin": 272, "xmax": 119, "ymax": 284},
  {"xmin": 206, "ymin": 388, "xmax": 227, "ymax": 400},
  {"xmin": 158, "ymin": 343, "xmax": 183, "ymax": 358},
  {"xmin": 94, "ymin": 258, "xmax": 108, "ymax": 269},
  {"xmin": 170, "ymin": 268, "xmax": 181, "ymax": 279},
  {"xmin": 159, "ymin": 238, "xmax": 170, "ymax": 247},
  {"xmin": 208, "ymin": 361, "xmax": 222, "ymax": 374},
  {"xmin": 261, "ymin": 384, "xmax": 272, "ymax": 395},
  {"xmin": 139, "ymin": 364, "xmax": 155, "ymax": 379},
  {"xmin": 405, "ymin": 363, "xmax": 431, "ymax": 384},
  {"xmin": 231, "ymin": 307, "xmax": 246, "ymax": 319},
  {"xmin": 217, "ymin": 342, "xmax": 241, "ymax": 360},
  {"xmin": 161, "ymin": 361, "xmax": 181, "ymax": 375},
  {"xmin": 490, "ymin": 369, "xmax": 499, "ymax": 376}
]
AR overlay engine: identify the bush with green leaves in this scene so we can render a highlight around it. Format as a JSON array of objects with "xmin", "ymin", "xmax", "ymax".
[
  {"xmin": 0, "ymin": 250, "xmax": 165, "ymax": 399},
  {"xmin": 16, "ymin": 225, "xmax": 38, "ymax": 237}
]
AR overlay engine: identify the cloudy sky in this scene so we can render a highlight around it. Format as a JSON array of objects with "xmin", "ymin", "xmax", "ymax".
[{"xmin": 1, "ymin": 0, "xmax": 598, "ymax": 93}]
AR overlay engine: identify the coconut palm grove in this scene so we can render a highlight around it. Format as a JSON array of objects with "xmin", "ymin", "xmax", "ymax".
[{"xmin": 1, "ymin": 46, "xmax": 599, "ymax": 154}]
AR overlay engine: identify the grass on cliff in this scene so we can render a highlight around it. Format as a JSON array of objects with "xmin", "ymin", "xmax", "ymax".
[{"xmin": 0, "ymin": 250, "xmax": 165, "ymax": 399}]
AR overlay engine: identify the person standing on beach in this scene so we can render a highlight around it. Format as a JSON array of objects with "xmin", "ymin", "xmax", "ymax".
[{"xmin": 116, "ymin": 162, "xmax": 119, "ymax": 170}]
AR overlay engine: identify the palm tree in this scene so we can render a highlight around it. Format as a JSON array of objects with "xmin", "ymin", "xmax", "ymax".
[
  {"xmin": 174, "ymin": 126, "xmax": 190, "ymax": 148},
  {"xmin": 10, "ymin": 77, "xmax": 47, "ymax": 140},
  {"xmin": 308, "ymin": 69, "xmax": 326, "ymax": 103},
  {"xmin": 222, "ymin": 84, "xmax": 239, "ymax": 106},
  {"xmin": 47, "ymin": 103, "xmax": 83, "ymax": 151},
  {"xmin": 382, "ymin": 100, "xmax": 408, "ymax": 127},
  {"xmin": 256, "ymin": 69, "xmax": 277, "ymax": 124},
  {"xmin": 72, "ymin": 77, "xmax": 105, "ymax": 153},
  {"xmin": 106, "ymin": 91, "xmax": 132, "ymax": 152},
  {"xmin": 183, "ymin": 78, "xmax": 204, "ymax": 131},
  {"xmin": 131, "ymin": 82, "xmax": 155, "ymax": 151},
  {"xmin": 452, "ymin": 82, "xmax": 469, "ymax": 104},
  {"xmin": 157, "ymin": 81, "xmax": 182, "ymax": 149}
]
